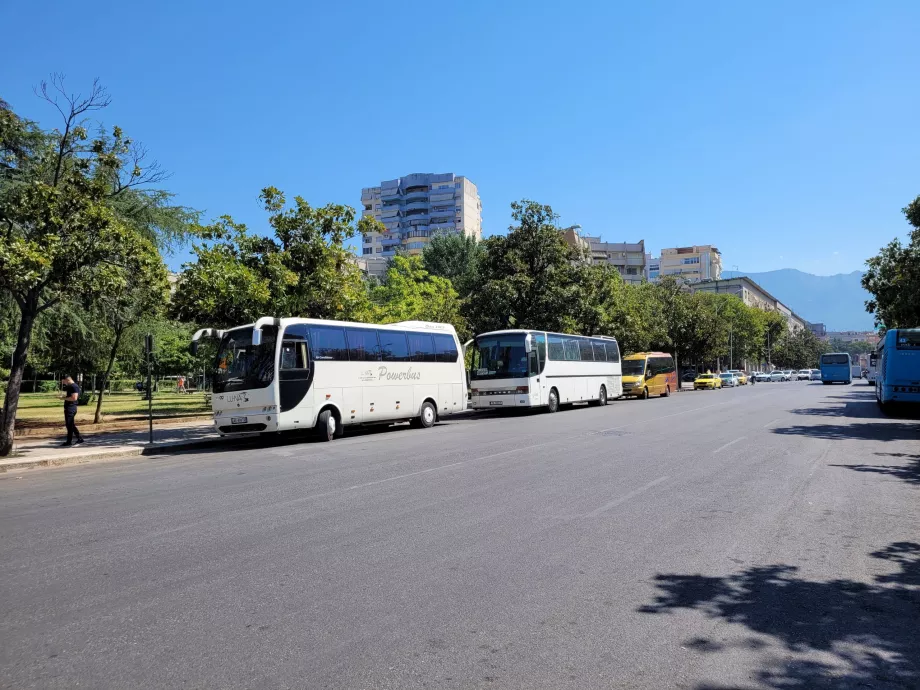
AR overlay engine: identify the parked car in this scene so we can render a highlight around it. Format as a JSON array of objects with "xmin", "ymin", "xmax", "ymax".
[
  {"xmin": 755, "ymin": 371, "xmax": 772, "ymax": 382},
  {"xmin": 728, "ymin": 370, "xmax": 748, "ymax": 385},
  {"xmin": 782, "ymin": 370, "xmax": 794, "ymax": 381},
  {"xmin": 810, "ymin": 369, "xmax": 822, "ymax": 381},
  {"xmin": 681, "ymin": 371, "xmax": 698, "ymax": 384},
  {"xmin": 770, "ymin": 370, "xmax": 786, "ymax": 382},
  {"xmin": 796, "ymin": 369, "xmax": 812, "ymax": 381},
  {"xmin": 719, "ymin": 372, "xmax": 738, "ymax": 387},
  {"xmin": 694, "ymin": 373, "xmax": 722, "ymax": 390}
]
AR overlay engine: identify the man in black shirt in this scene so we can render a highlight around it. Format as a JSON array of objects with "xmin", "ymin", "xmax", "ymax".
[{"xmin": 60, "ymin": 375, "xmax": 84, "ymax": 447}]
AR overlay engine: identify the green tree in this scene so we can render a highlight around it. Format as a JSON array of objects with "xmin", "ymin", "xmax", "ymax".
[
  {"xmin": 0, "ymin": 79, "xmax": 177, "ymax": 455},
  {"xmin": 370, "ymin": 255, "xmax": 467, "ymax": 338},
  {"xmin": 773, "ymin": 326, "xmax": 827, "ymax": 369},
  {"xmin": 422, "ymin": 232, "xmax": 484, "ymax": 299},
  {"xmin": 466, "ymin": 200, "xmax": 579, "ymax": 334},
  {"xmin": 862, "ymin": 194, "xmax": 920, "ymax": 329},
  {"xmin": 90, "ymin": 249, "xmax": 168, "ymax": 422},
  {"xmin": 172, "ymin": 189, "xmax": 376, "ymax": 328}
]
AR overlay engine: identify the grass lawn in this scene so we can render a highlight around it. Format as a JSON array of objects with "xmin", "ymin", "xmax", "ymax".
[{"xmin": 15, "ymin": 391, "xmax": 210, "ymax": 428}]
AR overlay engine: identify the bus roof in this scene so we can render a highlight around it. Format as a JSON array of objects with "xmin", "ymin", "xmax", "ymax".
[
  {"xmin": 226, "ymin": 317, "xmax": 458, "ymax": 335},
  {"xmin": 475, "ymin": 329, "xmax": 618, "ymax": 341}
]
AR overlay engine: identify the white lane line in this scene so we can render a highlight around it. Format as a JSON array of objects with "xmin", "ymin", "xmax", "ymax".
[
  {"xmin": 583, "ymin": 476, "xmax": 670, "ymax": 518},
  {"xmin": 713, "ymin": 436, "xmax": 747, "ymax": 454},
  {"xmin": 763, "ymin": 418, "xmax": 780, "ymax": 428}
]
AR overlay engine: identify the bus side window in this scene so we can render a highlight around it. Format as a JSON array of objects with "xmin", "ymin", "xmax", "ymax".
[
  {"xmin": 408, "ymin": 333, "xmax": 437, "ymax": 362},
  {"xmin": 345, "ymin": 328, "xmax": 381, "ymax": 361},
  {"xmin": 281, "ymin": 324, "xmax": 310, "ymax": 372},
  {"xmin": 547, "ymin": 334, "xmax": 565, "ymax": 361},
  {"xmin": 607, "ymin": 341, "xmax": 621, "ymax": 363},
  {"xmin": 579, "ymin": 339, "xmax": 595, "ymax": 361},
  {"xmin": 433, "ymin": 334, "xmax": 459, "ymax": 363},
  {"xmin": 379, "ymin": 331, "xmax": 410, "ymax": 362},
  {"xmin": 591, "ymin": 339, "xmax": 607, "ymax": 362},
  {"xmin": 309, "ymin": 326, "xmax": 349, "ymax": 361}
]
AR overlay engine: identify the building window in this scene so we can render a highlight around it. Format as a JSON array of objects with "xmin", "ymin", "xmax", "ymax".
[
  {"xmin": 626, "ymin": 267, "xmax": 639, "ymax": 275},
  {"xmin": 681, "ymin": 257, "xmax": 701, "ymax": 265},
  {"xmin": 375, "ymin": 247, "xmax": 382, "ymax": 253},
  {"xmin": 455, "ymin": 182, "xmax": 461, "ymax": 188},
  {"xmin": 362, "ymin": 248, "xmax": 373, "ymax": 255},
  {"xmin": 363, "ymin": 204, "xmax": 371, "ymax": 211},
  {"xmin": 374, "ymin": 204, "xmax": 380, "ymax": 210}
]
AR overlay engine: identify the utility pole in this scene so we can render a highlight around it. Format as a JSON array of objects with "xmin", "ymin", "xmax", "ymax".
[{"xmin": 145, "ymin": 334, "xmax": 154, "ymax": 445}]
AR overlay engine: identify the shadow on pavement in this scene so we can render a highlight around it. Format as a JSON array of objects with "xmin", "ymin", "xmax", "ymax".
[
  {"xmin": 772, "ymin": 421, "xmax": 919, "ymax": 442},
  {"xmin": 830, "ymin": 452, "xmax": 920, "ymax": 487},
  {"xmin": 637, "ymin": 541, "xmax": 920, "ymax": 689}
]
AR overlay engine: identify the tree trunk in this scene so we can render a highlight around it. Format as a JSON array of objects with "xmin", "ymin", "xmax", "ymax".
[
  {"xmin": 94, "ymin": 326, "xmax": 123, "ymax": 425},
  {"xmin": 0, "ymin": 302, "xmax": 38, "ymax": 456}
]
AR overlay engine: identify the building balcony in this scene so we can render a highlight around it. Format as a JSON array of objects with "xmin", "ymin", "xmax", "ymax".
[
  {"xmin": 380, "ymin": 249, "xmax": 396, "ymax": 257},
  {"xmin": 380, "ymin": 188, "xmax": 401, "ymax": 201},
  {"xmin": 404, "ymin": 201, "xmax": 429, "ymax": 212},
  {"xmin": 379, "ymin": 208, "xmax": 400, "ymax": 219},
  {"xmin": 381, "ymin": 236, "xmax": 402, "ymax": 247},
  {"xmin": 429, "ymin": 191, "xmax": 455, "ymax": 203},
  {"xmin": 430, "ymin": 222, "xmax": 457, "ymax": 232}
]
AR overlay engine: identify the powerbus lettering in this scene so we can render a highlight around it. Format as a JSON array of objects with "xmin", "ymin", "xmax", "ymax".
[{"xmin": 377, "ymin": 366, "xmax": 421, "ymax": 381}]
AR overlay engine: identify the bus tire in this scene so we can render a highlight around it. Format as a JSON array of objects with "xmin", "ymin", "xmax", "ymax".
[
  {"xmin": 413, "ymin": 401, "xmax": 436, "ymax": 429},
  {"xmin": 547, "ymin": 388, "xmax": 560, "ymax": 413},
  {"xmin": 592, "ymin": 385, "xmax": 607, "ymax": 407},
  {"xmin": 316, "ymin": 409, "xmax": 337, "ymax": 442},
  {"xmin": 662, "ymin": 385, "xmax": 670, "ymax": 398},
  {"xmin": 641, "ymin": 387, "xmax": 649, "ymax": 400}
]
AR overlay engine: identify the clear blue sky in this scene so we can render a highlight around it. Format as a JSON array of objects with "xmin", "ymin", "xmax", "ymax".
[{"xmin": 3, "ymin": 0, "xmax": 918, "ymax": 275}]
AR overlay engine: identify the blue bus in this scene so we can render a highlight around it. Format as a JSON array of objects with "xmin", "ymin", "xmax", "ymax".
[
  {"xmin": 876, "ymin": 328, "xmax": 920, "ymax": 410},
  {"xmin": 820, "ymin": 352, "xmax": 852, "ymax": 384}
]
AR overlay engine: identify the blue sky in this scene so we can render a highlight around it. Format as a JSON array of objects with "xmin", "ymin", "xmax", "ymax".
[{"xmin": 3, "ymin": 0, "xmax": 918, "ymax": 275}]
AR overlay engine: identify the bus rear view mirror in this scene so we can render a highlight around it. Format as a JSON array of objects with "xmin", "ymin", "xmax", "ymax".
[
  {"xmin": 252, "ymin": 328, "xmax": 263, "ymax": 347},
  {"xmin": 524, "ymin": 334, "xmax": 533, "ymax": 353},
  {"xmin": 189, "ymin": 341, "xmax": 199, "ymax": 356}
]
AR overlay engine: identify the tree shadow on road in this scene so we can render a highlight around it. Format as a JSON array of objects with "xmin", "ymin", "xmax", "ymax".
[
  {"xmin": 830, "ymin": 453, "xmax": 920, "ymax": 487},
  {"xmin": 637, "ymin": 542, "xmax": 920, "ymax": 689},
  {"xmin": 772, "ymin": 421, "xmax": 919, "ymax": 442}
]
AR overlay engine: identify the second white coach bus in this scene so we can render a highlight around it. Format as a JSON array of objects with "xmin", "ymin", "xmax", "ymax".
[
  {"xmin": 191, "ymin": 317, "xmax": 467, "ymax": 441},
  {"xmin": 469, "ymin": 329, "xmax": 622, "ymax": 412}
]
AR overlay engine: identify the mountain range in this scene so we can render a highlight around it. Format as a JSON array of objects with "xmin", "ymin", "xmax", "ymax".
[{"xmin": 721, "ymin": 269, "xmax": 875, "ymax": 331}]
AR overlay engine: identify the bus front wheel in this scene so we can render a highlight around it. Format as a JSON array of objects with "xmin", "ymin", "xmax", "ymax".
[
  {"xmin": 662, "ymin": 385, "xmax": 670, "ymax": 398},
  {"xmin": 641, "ymin": 387, "xmax": 649, "ymax": 400},
  {"xmin": 547, "ymin": 388, "xmax": 560, "ymax": 413},
  {"xmin": 316, "ymin": 409, "xmax": 338, "ymax": 442},
  {"xmin": 413, "ymin": 401, "xmax": 437, "ymax": 429}
]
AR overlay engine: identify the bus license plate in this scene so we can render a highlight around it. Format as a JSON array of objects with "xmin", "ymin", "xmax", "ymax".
[
  {"xmin": 231, "ymin": 416, "xmax": 248, "ymax": 424},
  {"xmin": 489, "ymin": 401, "xmax": 503, "ymax": 406}
]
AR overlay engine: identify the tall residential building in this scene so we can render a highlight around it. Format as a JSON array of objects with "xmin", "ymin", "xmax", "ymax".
[
  {"xmin": 561, "ymin": 227, "xmax": 647, "ymax": 285},
  {"xmin": 646, "ymin": 255, "xmax": 660, "ymax": 282},
  {"xmin": 808, "ymin": 322, "xmax": 827, "ymax": 339},
  {"xmin": 659, "ymin": 245, "xmax": 722, "ymax": 283},
  {"xmin": 689, "ymin": 276, "xmax": 808, "ymax": 332},
  {"xmin": 360, "ymin": 173, "xmax": 482, "ymax": 257}
]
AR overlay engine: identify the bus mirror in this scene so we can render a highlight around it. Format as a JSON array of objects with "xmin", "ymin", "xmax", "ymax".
[
  {"xmin": 189, "ymin": 341, "xmax": 199, "ymax": 356},
  {"xmin": 524, "ymin": 335, "xmax": 533, "ymax": 353},
  {"xmin": 252, "ymin": 328, "xmax": 263, "ymax": 347}
]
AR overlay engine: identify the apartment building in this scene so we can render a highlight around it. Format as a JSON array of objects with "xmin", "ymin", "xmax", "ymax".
[
  {"xmin": 561, "ymin": 227, "xmax": 647, "ymax": 285},
  {"xmin": 646, "ymin": 255, "xmax": 660, "ymax": 281},
  {"xmin": 808, "ymin": 322, "xmax": 827, "ymax": 339},
  {"xmin": 659, "ymin": 245, "xmax": 722, "ymax": 283},
  {"xmin": 825, "ymin": 331, "xmax": 881, "ymax": 346},
  {"xmin": 360, "ymin": 173, "xmax": 482, "ymax": 257},
  {"xmin": 689, "ymin": 276, "xmax": 808, "ymax": 332}
]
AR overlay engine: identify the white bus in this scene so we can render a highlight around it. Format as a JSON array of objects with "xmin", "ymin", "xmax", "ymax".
[
  {"xmin": 469, "ymin": 329, "xmax": 622, "ymax": 412},
  {"xmin": 191, "ymin": 317, "xmax": 467, "ymax": 441}
]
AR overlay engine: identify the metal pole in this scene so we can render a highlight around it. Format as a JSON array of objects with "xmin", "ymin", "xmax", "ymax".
[
  {"xmin": 730, "ymin": 327, "xmax": 733, "ymax": 370},
  {"xmin": 146, "ymin": 334, "xmax": 153, "ymax": 445}
]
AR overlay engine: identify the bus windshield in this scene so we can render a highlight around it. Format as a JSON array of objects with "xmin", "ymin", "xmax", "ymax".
[
  {"xmin": 471, "ymin": 333, "xmax": 530, "ymax": 380},
  {"xmin": 214, "ymin": 326, "xmax": 278, "ymax": 393},
  {"xmin": 621, "ymin": 359, "xmax": 646, "ymax": 376},
  {"xmin": 821, "ymin": 353, "xmax": 849, "ymax": 365}
]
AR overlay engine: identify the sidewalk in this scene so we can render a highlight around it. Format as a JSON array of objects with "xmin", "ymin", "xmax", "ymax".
[{"xmin": 0, "ymin": 420, "xmax": 223, "ymax": 473}]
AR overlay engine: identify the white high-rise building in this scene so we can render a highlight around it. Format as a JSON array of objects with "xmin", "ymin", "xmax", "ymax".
[{"xmin": 360, "ymin": 173, "xmax": 482, "ymax": 258}]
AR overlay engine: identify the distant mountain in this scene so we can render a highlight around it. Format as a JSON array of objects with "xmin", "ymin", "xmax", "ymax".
[{"xmin": 721, "ymin": 269, "xmax": 875, "ymax": 331}]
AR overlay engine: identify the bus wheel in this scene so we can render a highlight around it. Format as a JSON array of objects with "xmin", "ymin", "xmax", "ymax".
[
  {"xmin": 414, "ymin": 401, "xmax": 436, "ymax": 429},
  {"xmin": 641, "ymin": 387, "xmax": 649, "ymax": 400},
  {"xmin": 662, "ymin": 385, "xmax": 670, "ymax": 398},
  {"xmin": 316, "ymin": 410, "xmax": 337, "ymax": 442},
  {"xmin": 593, "ymin": 385, "xmax": 607, "ymax": 407},
  {"xmin": 547, "ymin": 388, "xmax": 560, "ymax": 413}
]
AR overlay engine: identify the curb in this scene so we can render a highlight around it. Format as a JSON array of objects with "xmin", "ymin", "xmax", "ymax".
[
  {"xmin": 0, "ymin": 437, "xmax": 227, "ymax": 474},
  {"xmin": 14, "ymin": 415, "xmax": 213, "ymax": 439}
]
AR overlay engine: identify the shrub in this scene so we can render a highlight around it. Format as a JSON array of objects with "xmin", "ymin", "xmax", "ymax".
[
  {"xmin": 77, "ymin": 391, "xmax": 92, "ymax": 406},
  {"xmin": 37, "ymin": 381, "xmax": 59, "ymax": 393}
]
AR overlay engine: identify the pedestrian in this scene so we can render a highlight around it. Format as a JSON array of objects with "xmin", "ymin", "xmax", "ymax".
[
  {"xmin": 59, "ymin": 374, "xmax": 84, "ymax": 447},
  {"xmin": 177, "ymin": 375, "xmax": 186, "ymax": 394}
]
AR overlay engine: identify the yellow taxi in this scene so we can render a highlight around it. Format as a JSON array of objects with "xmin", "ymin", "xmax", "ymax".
[
  {"xmin": 730, "ymin": 370, "xmax": 748, "ymax": 385},
  {"xmin": 693, "ymin": 373, "xmax": 722, "ymax": 390}
]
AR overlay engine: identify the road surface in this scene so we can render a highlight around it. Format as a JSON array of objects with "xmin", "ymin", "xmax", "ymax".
[{"xmin": 1, "ymin": 383, "xmax": 918, "ymax": 689}]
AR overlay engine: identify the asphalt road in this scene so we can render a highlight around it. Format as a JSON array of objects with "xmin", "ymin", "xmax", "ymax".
[{"xmin": 1, "ymin": 382, "xmax": 919, "ymax": 689}]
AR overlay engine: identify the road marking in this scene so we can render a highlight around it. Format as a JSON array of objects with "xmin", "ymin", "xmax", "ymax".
[
  {"xmin": 763, "ymin": 418, "xmax": 780, "ymax": 428},
  {"xmin": 713, "ymin": 436, "xmax": 747, "ymax": 454},
  {"xmin": 583, "ymin": 476, "xmax": 670, "ymax": 518}
]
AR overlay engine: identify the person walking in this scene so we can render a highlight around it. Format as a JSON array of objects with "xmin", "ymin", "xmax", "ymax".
[{"xmin": 59, "ymin": 375, "xmax": 84, "ymax": 447}]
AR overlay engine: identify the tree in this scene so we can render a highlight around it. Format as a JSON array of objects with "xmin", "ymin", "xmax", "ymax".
[
  {"xmin": 0, "ymin": 78, "xmax": 177, "ymax": 455},
  {"xmin": 773, "ymin": 326, "xmax": 827, "ymax": 369},
  {"xmin": 172, "ymin": 189, "xmax": 376, "ymax": 328},
  {"xmin": 422, "ymin": 232, "xmax": 484, "ymax": 299},
  {"xmin": 90, "ymin": 249, "xmax": 168, "ymax": 422},
  {"xmin": 862, "ymin": 194, "xmax": 920, "ymax": 329},
  {"xmin": 370, "ymin": 255, "xmax": 467, "ymax": 338},
  {"xmin": 466, "ymin": 200, "xmax": 579, "ymax": 334}
]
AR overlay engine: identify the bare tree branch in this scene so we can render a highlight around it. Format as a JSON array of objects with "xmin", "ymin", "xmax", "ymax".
[{"xmin": 34, "ymin": 74, "xmax": 111, "ymax": 187}]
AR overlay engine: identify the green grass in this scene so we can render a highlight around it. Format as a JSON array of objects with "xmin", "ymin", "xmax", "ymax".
[{"xmin": 15, "ymin": 391, "xmax": 210, "ymax": 427}]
